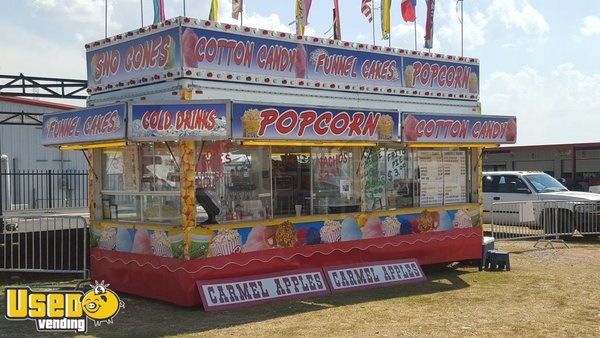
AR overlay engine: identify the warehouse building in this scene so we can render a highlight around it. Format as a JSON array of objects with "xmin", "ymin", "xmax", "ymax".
[
  {"xmin": 483, "ymin": 142, "xmax": 600, "ymax": 192},
  {"xmin": 0, "ymin": 96, "xmax": 88, "ymax": 210}
]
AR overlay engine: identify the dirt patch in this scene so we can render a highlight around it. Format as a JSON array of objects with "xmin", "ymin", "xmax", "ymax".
[{"xmin": 1, "ymin": 239, "xmax": 600, "ymax": 337}]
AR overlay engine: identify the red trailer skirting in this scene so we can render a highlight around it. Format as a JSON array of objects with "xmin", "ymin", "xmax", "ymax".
[{"xmin": 90, "ymin": 227, "xmax": 482, "ymax": 307}]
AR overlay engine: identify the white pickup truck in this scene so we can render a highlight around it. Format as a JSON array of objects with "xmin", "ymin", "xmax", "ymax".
[{"xmin": 482, "ymin": 171, "xmax": 600, "ymax": 231}]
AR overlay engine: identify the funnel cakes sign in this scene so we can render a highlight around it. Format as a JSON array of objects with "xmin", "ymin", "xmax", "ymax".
[
  {"xmin": 232, "ymin": 103, "xmax": 398, "ymax": 141},
  {"xmin": 401, "ymin": 113, "xmax": 517, "ymax": 144},
  {"xmin": 41, "ymin": 104, "xmax": 126, "ymax": 145}
]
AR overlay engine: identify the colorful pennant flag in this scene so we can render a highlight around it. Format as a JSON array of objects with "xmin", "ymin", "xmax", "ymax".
[
  {"xmin": 209, "ymin": 0, "xmax": 219, "ymax": 21},
  {"xmin": 232, "ymin": 0, "xmax": 242, "ymax": 20},
  {"xmin": 333, "ymin": 0, "xmax": 341, "ymax": 40},
  {"xmin": 424, "ymin": 0, "xmax": 435, "ymax": 49},
  {"xmin": 401, "ymin": 0, "xmax": 416, "ymax": 22},
  {"xmin": 295, "ymin": 0, "xmax": 313, "ymax": 35},
  {"xmin": 361, "ymin": 0, "xmax": 373, "ymax": 23},
  {"xmin": 152, "ymin": 0, "xmax": 165, "ymax": 24},
  {"xmin": 381, "ymin": 0, "xmax": 391, "ymax": 40}
]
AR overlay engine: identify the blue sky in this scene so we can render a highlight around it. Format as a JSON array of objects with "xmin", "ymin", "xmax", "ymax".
[{"xmin": 1, "ymin": 0, "xmax": 599, "ymax": 145}]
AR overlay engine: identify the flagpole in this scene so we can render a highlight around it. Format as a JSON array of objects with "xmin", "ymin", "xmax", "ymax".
[
  {"xmin": 183, "ymin": 0, "xmax": 186, "ymax": 16},
  {"xmin": 388, "ymin": 2, "xmax": 391, "ymax": 48},
  {"xmin": 140, "ymin": 0, "xmax": 144, "ymax": 26},
  {"xmin": 460, "ymin": 0, "xmax": 464, "ymax": 56},
  {"xmin": 105, "ymin": 0, "xmax": 108, "ymax": 38},
  {"xmin": 371, "ymin": 1, "xmax": 375, "ymax": 45},
  {"xmin": 414, "ymin": 18, "xmax": 417, "ymax": 50},
  {"xmin": 241, "ymin": 0, "xmax": 244, "ymax": 26}
]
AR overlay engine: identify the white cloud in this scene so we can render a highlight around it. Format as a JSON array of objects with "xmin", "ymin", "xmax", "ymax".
[
  {"xmin": 481, "ymin": 64, "xmax": 600, "ymax": 145},
  {"xmin": 580, "ymin": 15, "xmax": 600, "ymax": 36},
  {"xmin": 0, "ymin": 22, "xmax": 85, "ymax": 79},
  {"xmin": 437, "ymin": 1, "xmax": 488, "ymax": 50},
  {"xmin": 390, "ymin": 22, "xmax": 442, "ymax": 51},
  {"xmin": 487, "ymin": 0, "xmax": 549, "ymax": 38}
]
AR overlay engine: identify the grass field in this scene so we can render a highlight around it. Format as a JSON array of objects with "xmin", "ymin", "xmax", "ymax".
[{"xmin": 1, "ymin": 238, "xmax": 600, "ymax": 337}]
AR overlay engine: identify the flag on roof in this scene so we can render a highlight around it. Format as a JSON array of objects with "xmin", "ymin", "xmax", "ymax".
[
  {"xmin": 361, "ymin": 0, "xmax": 373, "ymax": 23},
  {"xmin": 401, "ymin": 0, "xmax": 416, "ymax": 22}
]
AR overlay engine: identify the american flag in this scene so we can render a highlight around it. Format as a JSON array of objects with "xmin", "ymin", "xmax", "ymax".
[{"xmin": 361, "ymin": 0, "xmax": 373, "ymax": 23}]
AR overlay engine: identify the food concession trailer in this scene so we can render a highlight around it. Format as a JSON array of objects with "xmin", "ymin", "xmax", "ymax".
[{"xmin": 42, "ymin": 17, "xmax": 516, "ymax": 307}]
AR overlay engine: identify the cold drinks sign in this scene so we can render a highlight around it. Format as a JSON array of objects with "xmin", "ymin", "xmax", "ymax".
[
  {"xmin": 129, "ymin": 102, "xmax": 229, "ymax": 140},
  {"xmin": 401, "ymin": 113, "xmax": 517, "ymax": 144}
]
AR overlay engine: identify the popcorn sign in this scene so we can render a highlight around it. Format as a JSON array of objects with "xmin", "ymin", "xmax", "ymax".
[
  {"xmin": 130, "ymin": 102, "xmax": 229, "ymax": 140},
  {"xmin": 41, "ymin": 104, "xmax": 126, "ymax": 145},
  {"xmin": 401, "ymin": 113, "xmax": 517, "ymax": 144},
  {"xmin": 196, "ymin": 268, "xmax": 330, "ymax": 311},
  {"xmin": 232, "ymin": 103, "xmax": 398, "ymax": 141}
]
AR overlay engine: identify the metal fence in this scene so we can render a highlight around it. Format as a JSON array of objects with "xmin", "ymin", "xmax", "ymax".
[
  {"xmin": 0, "ymin": 170, "xmax": 88, "ymax": 211},
  {"xmin": 490, "ymin": 200, "xmax": 600, "ymax": 243},
  {"xmin": 0, "ymin": 215, "xmax": 88, "ymax": 278}
]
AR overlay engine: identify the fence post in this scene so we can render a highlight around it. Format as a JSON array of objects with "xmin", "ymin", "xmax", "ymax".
[
  {"xmin": 47, "ymin": 169, "xmax": 53, "ymax": 209},
  {"xmin": 554, "ymin": 203, "xmax": 559, "ymax": 240}
]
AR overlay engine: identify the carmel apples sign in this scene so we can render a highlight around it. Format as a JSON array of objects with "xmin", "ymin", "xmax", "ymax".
[{"xmin": 401, "ymin": 113, "xmax": 516, "ymax": 144}]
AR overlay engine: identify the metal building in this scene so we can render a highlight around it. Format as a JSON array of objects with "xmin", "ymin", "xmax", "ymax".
[
  {"xmin": 483, "ymin": 142, "xmax": 600, "ymax": 192},
  {"xmin": 1, "ymin": 96, "xmax": 88, "ymax": 210}
]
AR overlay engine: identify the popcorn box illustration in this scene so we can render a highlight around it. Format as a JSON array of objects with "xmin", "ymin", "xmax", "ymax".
[
  {"xmin": 468, "ymin": 73, "xmax": 479, "ymax": 93},
  {"xmin": 405, "ymin": 65, "xmax": 415, "ymax": 88},
  {"xmin": 241, "ymin": 109, "xmax": 262, "ymax": 137},
  {"xmin": 377, "ymin": 114, "xmax": 395, "ymax": 140}
]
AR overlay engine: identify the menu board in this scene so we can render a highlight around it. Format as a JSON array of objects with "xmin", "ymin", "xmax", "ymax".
[
  {"xmin": 442, "ymin": 151, "xmax": 467, "ymax": 204},
  {"xmin": 418, "ymin": 151, "xmax": 444, "ymax": 206}
]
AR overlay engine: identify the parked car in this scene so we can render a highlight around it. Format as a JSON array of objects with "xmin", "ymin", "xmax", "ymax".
[{"xmin": 482, "ymin": 171, "xmax": 600, "ymax": 231}]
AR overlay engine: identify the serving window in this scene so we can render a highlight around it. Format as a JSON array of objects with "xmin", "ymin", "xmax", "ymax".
[
  {"xmin": 99, "ymin": 141, "xmax": 474, "ymax": 226},
  {"xmin": 100, "ymin": 142, "xmax": 181, "ymax": 224}
]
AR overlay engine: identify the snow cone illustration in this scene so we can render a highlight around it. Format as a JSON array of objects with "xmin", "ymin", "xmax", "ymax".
[
  {"xmin": 377, "ymin": 114, "xmax": 395, "ymax": 140},
  {"xmin": 341, "ymin": 217, "xmax": 362, "ymax": 241},
  {"xmin": 320, "ymin": 220, "xmax": 342, "ymax": 243},
  {"xmin": 436, "ymin": 210, "xmax": 453, "ymax": 232},
  {"xmin": 115, "ymin": 227, "xmax": 133, "ymax": 252},
  {"xmin": 403, "ymin": 113, "xmax": 419, "ymax": 142},
  {"xmin": 132, "ymin": 228, "xmax": 153, "ymax": 255},
  {"xmin": 405, "ymin": 64, "xmax": 415, "ymax": 87},
  {"xmin": 241, "ymin": 109, "xmax": 261, "ymax": 137},
  {"xmin": 163, "ymin": 35, "xmax": 176, "ymax": 70},
  {"xmin": 209, "ymin": 229, "xmax": 243, "ymax": 256},
  {"xmin": 182, "ymin": 28, "xmax": 199, "ymax": 67},
  {"xmin": 295, "ymin": 43, "xmax": 308, "ymax": 78},
  {"xmin": 362, "ymin": 216, "xmax": 383, "ymax": 239},
  {"xmin": 381, "ymin": 216, "xmax": 402, "ymax": 237}
]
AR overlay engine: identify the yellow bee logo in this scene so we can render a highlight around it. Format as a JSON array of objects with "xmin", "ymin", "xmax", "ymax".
[{"xmin": 81, "ymin": 281, "xmax": 124, "ymax": 326}]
